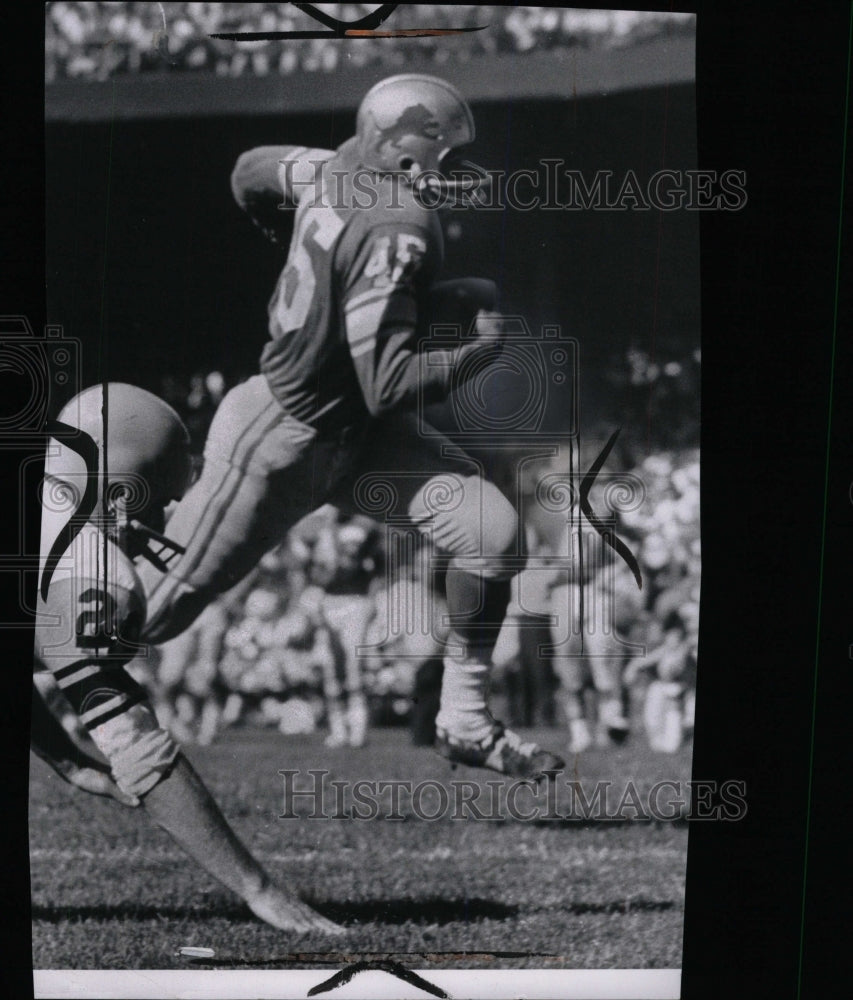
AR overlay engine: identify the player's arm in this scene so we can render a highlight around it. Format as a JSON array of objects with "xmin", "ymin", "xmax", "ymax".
[
  {"xmin": 342, "ymin": 224, "xmax": 503, "ymax": 418},
  {"xmin": 231, "ymin": 145, "xmax": 335, "ymax": 242}
]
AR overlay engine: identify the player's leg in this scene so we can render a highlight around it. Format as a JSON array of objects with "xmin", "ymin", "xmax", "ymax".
[
  {"xmin": 427, "ymin": 476, "xmax": 564, "ymax": 777},
  {"xmin": 343, "ymin": 600, "xmax": 372, "ymax": 748},
  {"xmin": 139, "ymin": 376, "xmax": 347, "ymax": 645},
  {"xmin": 323, "ymin": 595, "xmax": 372, "ymax": 747},
  {"xmin": 585, "ymin": 639, "xmax": 630, "ymax": 747},
  {"xmin": 552, "ymin": 661, "xmax": 593, "ymax": 755},
  {"xmin": 642, "ymin": 680, "xmax": 684, "ymax": 753},
  {"xmin": 345, "ymin": 415, "xmax": 564, "ymax": 778},
  {"xmin": 56, "ymin": 660, "xmax": 342, "ymax": 934},
  {"xmin": 309, "ymin": 605, "xmax": 349, "ymax": 747},
  {"xmin": 196, "ymin": 697, "xmax": 221, "ymax": 747},
  {"xmin": 577, "ymin": 580, "xmax": 630, "ymax": 745},
  {"xmin": 141, "ymin": 753, "xmax": 341, "ymax": 933},
  {"xmin": 30, "ymin": 680, "xmax": 140, "ymax": 807},
  {"xmin": 320, "ymin": 649, "xmax": 348, "ymax": 749},
  {"xmin": 643, "ymin": 643, "xmax": 687, "ymax": 752},
  {"xmin": 548, "ymin": 583, "xmax": 592, "ymax": 753},
  {"xmin": 186, "ymin": 603, "xmax": 228, "ymax": 744},
  {"xmin": 564, "ymin": 688, "xmax": 593, "ymax": 754},
  {"xmin": 490, "ymin": 600, "xmax": 523, "ymax": 721}
]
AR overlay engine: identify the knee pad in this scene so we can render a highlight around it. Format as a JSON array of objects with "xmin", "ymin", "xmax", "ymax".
[
  {"xmin": 429, "ymin": 476, "xmax": 520, "ymax": 581},
  {"xmin": 89, "ymin": 702, "xmax": 180, "ymax": 799}
]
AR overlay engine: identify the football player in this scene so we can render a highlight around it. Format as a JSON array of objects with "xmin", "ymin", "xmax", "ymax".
[
  {"xmin": 139, "ymin": 74, "xmax": 564, "ymax": 780},
  {"xmin": 550, "ymin": 562, "xmax": 641, "ymax": 753},
  {"xmin": 33, "ymin": 382, "xmax": 342, "ymax": 935},
  {"xmin": 289, "ymin": 507, "xmax": 379, "ymax": 748}
]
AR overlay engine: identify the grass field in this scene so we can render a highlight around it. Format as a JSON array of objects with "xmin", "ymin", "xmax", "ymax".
[{"xmin": 30, "ymin": 727, "xmax": 691, "ymax": 971}]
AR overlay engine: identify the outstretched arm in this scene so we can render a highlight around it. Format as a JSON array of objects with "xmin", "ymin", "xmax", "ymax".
[{"xmin": 231, "ymin": 145, "xmax": 335, "ymax": 243}]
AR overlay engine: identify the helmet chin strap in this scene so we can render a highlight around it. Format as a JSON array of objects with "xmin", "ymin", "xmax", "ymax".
[{"xmin": 106, "ymin": 490, "xmax": 185, "ymax": 572}]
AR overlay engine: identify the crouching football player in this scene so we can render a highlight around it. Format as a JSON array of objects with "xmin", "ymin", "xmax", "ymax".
[{"xmin": 33, "ymin": 383, "xmax": 342, "ymax": 936}]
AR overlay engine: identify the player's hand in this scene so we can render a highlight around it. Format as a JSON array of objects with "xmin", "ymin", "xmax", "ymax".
[
  {"xmin": 67, "ymin": 764, "xmax": 141, "ymax": 807},
  {"xmin": 472, "ymin": 308, "xmax": 503, "ymax": 335},
  {"xmin": 471, "ymin": 310, "xmax": 506, "ymax": 358}
]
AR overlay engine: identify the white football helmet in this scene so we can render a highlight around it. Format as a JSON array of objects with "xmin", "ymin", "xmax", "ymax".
[
  {"xmin": 43, "ymin": 383, "xmax": 192, "ymax": 587},
  {"xmin": 356, "ymin": 74, "xmax": 490, "ymax": 207}
]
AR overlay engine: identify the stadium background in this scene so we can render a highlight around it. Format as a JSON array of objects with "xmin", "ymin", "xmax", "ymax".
[{"xmin": 43, "ymin": 4, "xmax": 699, "ymax": 745}]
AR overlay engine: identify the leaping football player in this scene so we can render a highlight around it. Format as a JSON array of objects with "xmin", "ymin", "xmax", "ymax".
[
  {"xmin": 33, "ymin": 383, "xmax": 342, "ymax": 936},
  {"xmin": 138, "ymin": 74, "xmax": 565, "ymax": 780}
]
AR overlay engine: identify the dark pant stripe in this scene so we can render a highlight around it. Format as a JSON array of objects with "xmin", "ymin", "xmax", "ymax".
[{"xmin": 82, "ymin": 689, "xmax": 147, "ymax": 732}]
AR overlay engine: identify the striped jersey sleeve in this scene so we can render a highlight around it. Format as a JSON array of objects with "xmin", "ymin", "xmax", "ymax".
[
  {"xmin": 338, "ymin": 220, "xmax": 455, "ymax": 417},
  {"xmin": 340, "ymin": 220, "xmax": 502, "ymax": 418}
]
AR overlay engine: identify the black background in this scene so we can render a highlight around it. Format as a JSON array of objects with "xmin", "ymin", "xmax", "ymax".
[{"xmin": 2, "ymin": 4, "xmax": 851, "ymax": 997}]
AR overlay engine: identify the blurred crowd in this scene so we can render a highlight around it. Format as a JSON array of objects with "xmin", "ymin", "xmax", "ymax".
[
  {"xmin": 45, "ymin": 4, "xmax": 696, "ymax": 82},
  {"xmin": 120, "ymin": 369, "xmax": 701, "ymax": 754},
  {"xmin": 488, "ymin": 444, "xmax": 699, "ymax": 754}
]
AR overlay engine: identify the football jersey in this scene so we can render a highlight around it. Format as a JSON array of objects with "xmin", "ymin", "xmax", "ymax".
[
  {"xmin": 257, "ymin": 138, "xmax": 476, "ymax": 431},
  {"xmin": 35, "ymin": 499, "xmax": 149, "ymax": 732}
]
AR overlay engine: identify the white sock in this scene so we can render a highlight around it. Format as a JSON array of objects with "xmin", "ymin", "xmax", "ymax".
[
  {"xmin": 326, "ymin": 702, "xmax": 348, "ymax": 744},
  {"xmin": 347, "ymin": 693, "xmax": 368, "ymax": 747},
  {"xmin": 644, "ymin": 681, "xmax": 684, "ymax": 752},
  {"xmin": 435, "ymin": 653, "xmax": 493, "ymax": 742},
  {"xmin": 569, "ymin": 718, "xmax": 592, "ymax": 753},
  {"xmin": 598, "ymin": 696, "xmax": 628, "ymax": 729}
]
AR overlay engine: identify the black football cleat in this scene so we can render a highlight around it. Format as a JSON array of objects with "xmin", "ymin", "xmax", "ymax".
[{"xmin": 434, "ymin": 721, "xmax": 565, "ymax": 780}]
